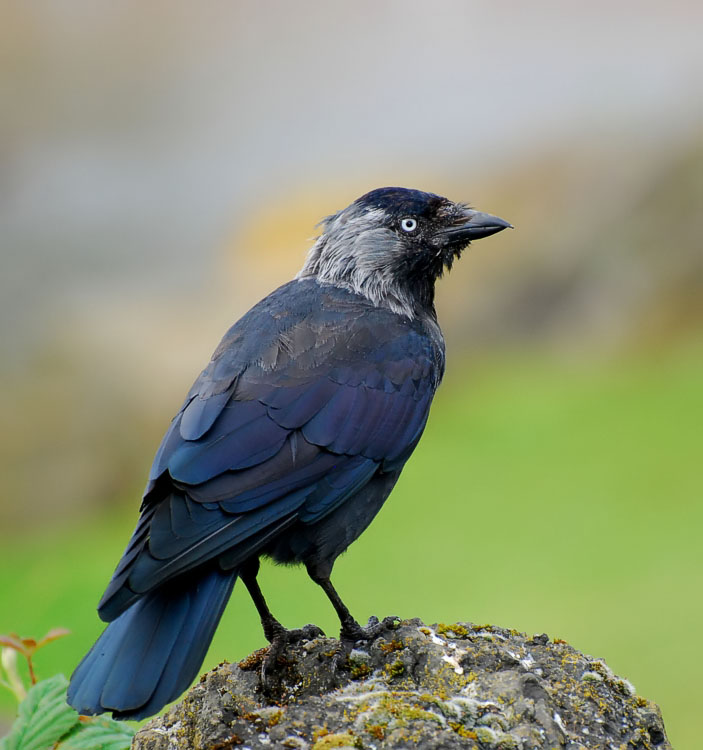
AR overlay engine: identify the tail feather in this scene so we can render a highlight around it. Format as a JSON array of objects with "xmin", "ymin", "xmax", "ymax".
[
  {"xmin": 68, "ymin": 567, "xmax": 236, "ymax": 720},
  {"xmin": 115, "ymin": 566, "xmax": 236, "ymax": 720}
]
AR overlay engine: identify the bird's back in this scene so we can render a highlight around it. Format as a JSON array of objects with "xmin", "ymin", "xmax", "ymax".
[{"xmin": 98, "ymin": 278, "xmax": 445, "ymax": 622}]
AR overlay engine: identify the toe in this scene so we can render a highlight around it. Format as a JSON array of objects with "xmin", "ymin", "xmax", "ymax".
[{"xmin": 341, "ymin": 615, "xmax": 399, "ymax": 643}]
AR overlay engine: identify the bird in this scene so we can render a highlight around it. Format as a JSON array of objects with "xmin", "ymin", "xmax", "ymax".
[{"xmin": 67, "ymin": 186, "xmax": 510, "ymax": 720}]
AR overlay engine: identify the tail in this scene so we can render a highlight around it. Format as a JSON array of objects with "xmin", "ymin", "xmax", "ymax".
[{"xmin": 67, "ymin": 567, "xmax": 236, "ymax": 720}]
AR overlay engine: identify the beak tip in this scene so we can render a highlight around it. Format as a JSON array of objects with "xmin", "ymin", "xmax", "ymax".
[
  {"xmin": 465, "ymin": 211, "xmax": 513, "ymax": 240},
  {"xmin": 484, "ymin": 216, "xmax": 513, "ymax": 232},
  {"xmin": 443, "ymin": 208, "xmax": 512, "ymax": 245}
]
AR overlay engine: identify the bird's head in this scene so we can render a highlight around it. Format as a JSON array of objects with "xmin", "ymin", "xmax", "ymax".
[{"xmin": 298, "ymin": 187, "xmax": 511, "ymax": 318}]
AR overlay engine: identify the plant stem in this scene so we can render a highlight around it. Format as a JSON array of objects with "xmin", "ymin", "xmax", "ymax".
[{"xmin": 26, "ymin": 654, "xmax": 37, "ymax": 685}]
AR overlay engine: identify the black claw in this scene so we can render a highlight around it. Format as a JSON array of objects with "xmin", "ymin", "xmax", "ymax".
[{"xmin": 340, "ymin": 615, "xmax": 399, "ymax": 644}]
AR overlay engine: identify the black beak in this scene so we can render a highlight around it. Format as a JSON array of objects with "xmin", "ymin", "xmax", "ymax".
[{"xmin": 443, "ymin": 208, "xmax": 513, "ymax": 245}]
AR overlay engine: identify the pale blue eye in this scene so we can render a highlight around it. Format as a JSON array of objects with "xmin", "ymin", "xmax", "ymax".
[{"xmin": 401, "ymin": 218, "xmax": 418, "ymax": 233}]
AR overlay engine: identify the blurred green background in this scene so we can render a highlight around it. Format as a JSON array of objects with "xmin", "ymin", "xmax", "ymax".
[{"xmin": 1, "ymin": 2, "xmax": 702, "ymax": 747}]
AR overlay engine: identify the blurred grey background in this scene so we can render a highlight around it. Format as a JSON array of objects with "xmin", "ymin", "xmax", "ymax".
[
  {"xmin": 1, "ymin": 1, "xmax": 702, "ymax": 744},
  {"xmin": 2, "ymin": 0, "xmax": 701, "ymax": 523}
]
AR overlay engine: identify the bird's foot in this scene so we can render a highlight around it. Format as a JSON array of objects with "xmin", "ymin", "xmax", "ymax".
[
  {"xmin": 340, "ymin": 615, "xmax": 400, "ymax": 645},
  {"xmin": 260, "ymin": 623, "xmax": 325, "ymax": 695},
  {"xmin": 332, "ymin": 616, "xmax": 400, "ymax": 674}
]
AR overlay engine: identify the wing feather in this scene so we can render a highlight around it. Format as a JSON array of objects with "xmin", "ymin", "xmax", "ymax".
[{"xmin": 100, "ymin": 280, "xmax": 443, "ymax": 619}]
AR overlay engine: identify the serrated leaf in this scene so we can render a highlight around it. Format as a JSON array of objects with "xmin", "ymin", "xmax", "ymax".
[
  {"xmin": 58, "ymin": 716, "xmax": 135, "ymax": 750},
  {"xmin": 1, "ymin": 674, "xmax": 80, "ymax": 750}
]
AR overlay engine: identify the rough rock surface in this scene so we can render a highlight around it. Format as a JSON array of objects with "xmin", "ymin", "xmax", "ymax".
[{"xmin": 132, "ymin": 618, "xmax": 670, "ymax": 750}]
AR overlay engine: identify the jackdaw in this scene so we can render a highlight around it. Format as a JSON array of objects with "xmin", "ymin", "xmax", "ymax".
[{"xmin": 67, "ymin": 186, "xmax": 510, "ymax": 719}]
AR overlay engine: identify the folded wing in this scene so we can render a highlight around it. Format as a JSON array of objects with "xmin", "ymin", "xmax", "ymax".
[{"xmin": 98, "ymin": 281, "xmax": 442, "ymax": 622}]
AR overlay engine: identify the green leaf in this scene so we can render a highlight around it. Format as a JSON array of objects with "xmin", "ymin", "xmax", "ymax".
[
  {"xmin": 58, "ymin": 716, "xmax": 135, "ymax": 750},
  {"xmin": 0, "ymin": 674, "xmax": 80, "ymax": 750}
]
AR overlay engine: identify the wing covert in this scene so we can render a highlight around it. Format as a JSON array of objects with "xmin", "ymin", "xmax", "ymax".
[{"xmin": 103, "ymin": 280, "xmax": 444, "ymax": 617}]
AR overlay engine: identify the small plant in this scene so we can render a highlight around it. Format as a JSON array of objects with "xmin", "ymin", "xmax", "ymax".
[
  {"xmin": 1, "ymin": 629, "xmax": 70, "ymax": 700},
  {"xmin": 0, "ymin": 629, "xmax": 134, "ymax": 750}
]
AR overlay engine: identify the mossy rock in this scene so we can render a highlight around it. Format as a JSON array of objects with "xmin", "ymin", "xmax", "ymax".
[{"xmin": 133, "ymin": 618, "xmax": 670, "ymax": 749}]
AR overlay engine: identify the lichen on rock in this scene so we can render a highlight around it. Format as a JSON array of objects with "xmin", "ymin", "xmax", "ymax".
[{"xmin": 133, "ymin": 618, "xmax": 670, "ymax": 749}]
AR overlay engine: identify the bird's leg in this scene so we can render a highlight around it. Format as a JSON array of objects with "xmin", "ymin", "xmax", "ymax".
[
  {"xmin": 306, "ymin": 562, "xmax": 398, "ymax": 643},
  {"xmin": 240, "ymin": 558, "xmax": 287, "ymax": 642},
  {"xmin": 240, "ymin": 559, "xmax": 323, "ymax": 688}
]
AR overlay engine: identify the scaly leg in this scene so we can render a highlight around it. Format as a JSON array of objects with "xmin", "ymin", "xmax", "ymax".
[
  {"xmin": 240, "ymin": 559, "xmax": 323, "ymax": 684},
  {"xmin": 306, "ymin": 562, "xmax": 398, "ymax": 643}
]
